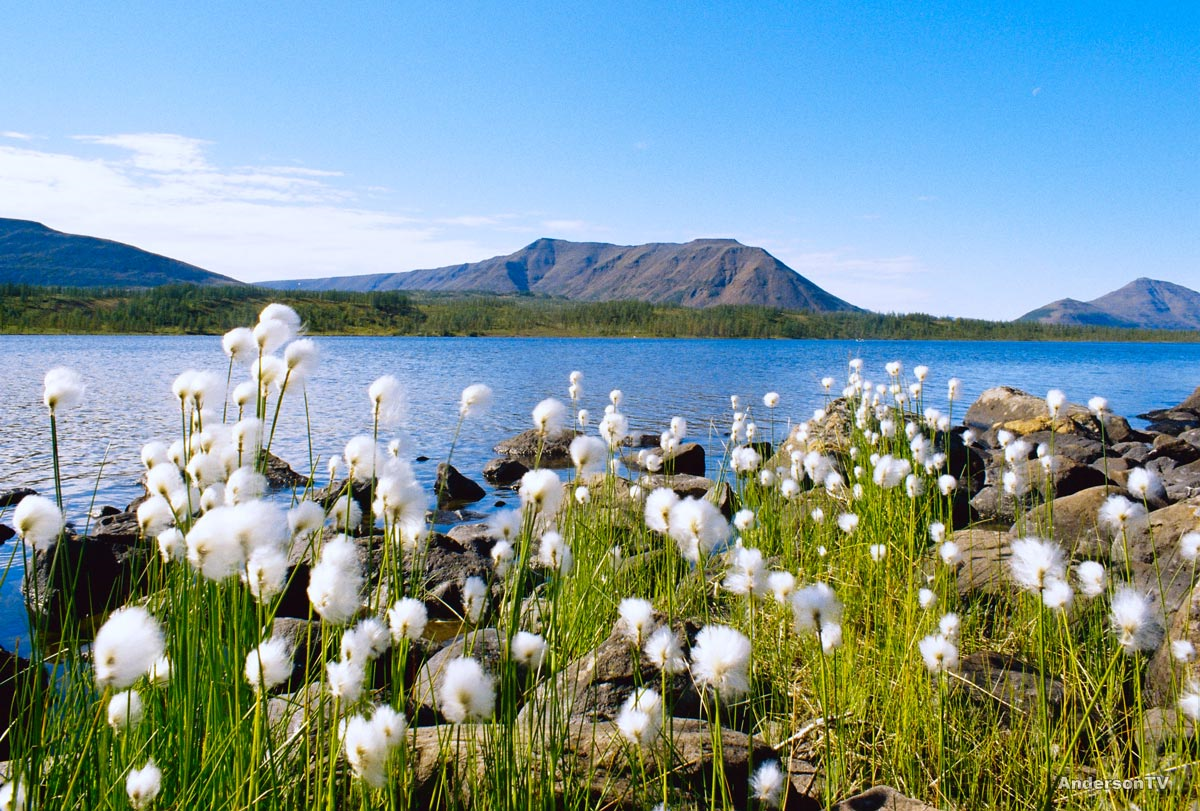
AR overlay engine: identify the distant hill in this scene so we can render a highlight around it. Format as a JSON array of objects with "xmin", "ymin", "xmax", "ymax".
[
  {"xmin": 0, "ymin": 218, "xmax": 241, "ymax": 287},
  {"xmin": 265, "ymin": 237, "xmax": 861, "ymax": 312},
  {"xmin": 1018, "ymin": 278, "xmax": 1200, "ymax": 330}
]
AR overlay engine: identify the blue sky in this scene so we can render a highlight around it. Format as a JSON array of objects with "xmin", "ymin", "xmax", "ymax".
[{"xmin": 1, "ymin": 1, "xmax": 1195, "ymax": 318}]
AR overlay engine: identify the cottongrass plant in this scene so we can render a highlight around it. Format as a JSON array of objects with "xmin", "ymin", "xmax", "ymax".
[{"xmin": 8, "ymin": 322, "xmax": 1200, "ymax": 810}]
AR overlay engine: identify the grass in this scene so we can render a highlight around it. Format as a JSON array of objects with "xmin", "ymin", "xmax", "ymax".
[{"xmin": 0, "ymin": 302, "xmax": 1197, "ymax": 810}]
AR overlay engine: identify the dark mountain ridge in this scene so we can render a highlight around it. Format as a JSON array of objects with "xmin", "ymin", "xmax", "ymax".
[{"xmin": 0, "ymin": 218, "xmax": 240, "ymax": 287}]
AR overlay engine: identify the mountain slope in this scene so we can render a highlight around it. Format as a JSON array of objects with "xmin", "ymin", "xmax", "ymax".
[
  {"xmin": 266, "ymin": 238, "xmax": 860, "ymax": 312},
  {"xmin": 1018, "ymin": 278, "xmax": 1200, "ymax": 330},
  {"xmin": 0, "ymin": 218, "xmax": 240, "ymax": 287}
]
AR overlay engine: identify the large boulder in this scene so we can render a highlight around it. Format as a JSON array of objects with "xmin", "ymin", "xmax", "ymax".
[
  {"xmin": 964, "ymin": 387, "xmax": 1097, "ymax": 439},
  {"xmin": 435, "ymin": 463, "xmax": 486, "ymax": 510},
  {"xmin": 1145, "ymin": 579, "xmax": 1200, "ymax": 706},
  {"xmin": 22, "ymin": 534, "xmax": 151, "ymax": 628},
  {"xmin": 1108, "ymin": 498, "xmax": 1200, "ymax": 618},
  {"xmin": 945, "ymin": 528, "xmax": 1012, "ymax": 599},
  {"xmin": 1011, "ymin": 485, "xmax": 1118, "ymax": 558},
  {"xmin": 624, "ymin": 442, "xmax": 707, "ymax": 477},
  {"xmin": 494, "ymin": 429, "xmax": 578, "ymax": 468}
]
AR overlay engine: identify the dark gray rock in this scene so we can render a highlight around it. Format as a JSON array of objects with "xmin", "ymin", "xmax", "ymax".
[
  {"xmin": 1114, "ymin": 442, "xmax": 1153, "ymax": 464},
  {"xmin": 0, "ymin": 489, "xmax": 36, "ymax": 508},
  {"xmin": 1162, "ymin": 458, "xmax": 1200, "ymax": 502},
  {"xmin": 518, "ymin": 622, "xmax": 704, "ymax": 727},
  {"xmin": 482, "ymin": 457, "xmax": 528, "ymax": 488},
  {"xmin": 435, "ymin": 463, "xmax": 486, "ymax": 510},
  {"xmin": 22, "ymin": 534, "xmax": 151, "ymax": 628},
  {"xmin": 662, "ymin": 442, "xmax": 706, "ymax": 477},
  {"xmin": 262, "ymin": 451, "xmax": 308, "ymax": 489},
  {"xmin": 835, "ymin": 785, "xmax": 938, "ymax": 811},
  {"xmin": 0, "ymin": 647, "xmax": 48, "ymax": 759},
  {"xmin": 411, "ymin": 629, "xmax": 532, "ymax": 722},
  {"xmin": 90, "ymin": 510, "xmax": 142, "ymax": 544}
]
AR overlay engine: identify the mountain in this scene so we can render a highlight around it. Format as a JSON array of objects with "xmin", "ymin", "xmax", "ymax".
[
  {"xmin": 1018, "ymin": 278, "xmax": 1200, "ymax": 330},
  {"xmin": 0, "ymin": 218, "xmax": 241, "ymax": 287},
  {"xmin": 266, "ymin": 237, "xmax": 860, "ymax": 312}
]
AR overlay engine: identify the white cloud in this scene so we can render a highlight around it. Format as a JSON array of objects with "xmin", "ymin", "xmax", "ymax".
[
  {"xmin": 0, "ymin": 131, "xmax": 33, "ymax": 140},
  {"xmin": 0, "ymin": 134, "xmax": 576, "ymax": 281},
  {"xmin": 768, "ymin": 247, "xmax": 934, "ymax": 313}
]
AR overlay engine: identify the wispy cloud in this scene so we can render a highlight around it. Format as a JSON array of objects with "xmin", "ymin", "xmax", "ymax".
[
  {"xmin": 0, "ymin": 131, "xmax": 34, "ymax": 141},
  {"xmin": 765, "ymin": 245, "xmax": 934, "ymax": 312},
  {"xmin": 0, "ymin": 134, "xmax": 582, "ymax": 281}
]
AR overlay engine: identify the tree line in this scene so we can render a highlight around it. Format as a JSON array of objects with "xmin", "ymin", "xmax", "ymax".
[{"xmin": 0, "ymin": 283, "xmax": 1195, "ymax": 342}]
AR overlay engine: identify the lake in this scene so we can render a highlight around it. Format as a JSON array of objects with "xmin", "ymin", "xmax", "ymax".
[{"xmin": 0, "ymin": 334, "xmax": 1198, "ymax": 646}]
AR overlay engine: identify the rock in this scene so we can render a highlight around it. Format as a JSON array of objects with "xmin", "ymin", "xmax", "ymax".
[
  {"xmin": 1109, "ymin": 498, "xmax": 1200, "ymax": 618},
  {"xmin": 1034, "ymin": 457, "xmax": 1110, "ymax": 500},
  {"xmin": 1149, "ymin": 435, "xmax": 1200, "ymax": 465},
  {"xmin": 405, "ymin": 719, "xmax": 822, "ymax": 811},
  {"xmin": 385, "ymin": 532, "xmax": 495, "ymax": 622},
  {"xmin": 646, "ymin": 442, "xmax": 706, "ymax": 477},
  {"xmin": 1020, "ymin": 432, "xmax": 1106, "ymax": 466},
  {"xmin": 1176, "ymin": 386, "xmax": 1200, "ymax": 413},
  {"xmin": 435, "ymin": 463, "xmax": 486, "ymax": 510},
  {"xmin": 1146, "ymin": 579, "xmax": 1200, "ymax": 706},
  {"xmin": 428, "ymin": 509, "xmax": 487, "ymax": 526},
  {"xmin": 1139, "ymin": 707, "xmax": 1197, "ymax": 754},
  {"xmin": 0, "ymin": 647, "xmax": 48, "ymax": 759},
  {"xmin": 261, "ymin": 451, "xmax": 308, "ymax": 489},
  {"xmin": 90, "ymin": 510, "xmax": 142, "ymax": 544},
  {"xmin": 493, "ymin": 428, "xmax": 578, "ymax": 468},
  {"xmin": 1099, "ymin": 413, "xmax": 1147, "ymax": 444},
  {"xmin": 947, "ymin": 528, "xmax": 1012, "ymax": 598},
  {"xmin": 0, "ymin": 525, "xmax": 12, "ymax": 545},
  {"xmin": 312, "ymin": 478, "xmax": 373, "ymax": 534},
  {"xmin": 249, "ymin": 617, "xmax": 311, "ymax": 694},
  {"xmin": 969, "ymin": 485, "xmax": 1031, "ymax": 525},
  {"xmin": 446, "ymin": 522, "xmax": 496, "ymax": 554},
  {"xmin": 519, "ymin": 623, "xmax": 704, "ymax": 728},
  {"xmin": 482, "ymin": 457, "xmax": 529, "ymax": 488},
  {"xmin": 23, "ymin": 534, "xmax": 151, "ymax": 627},
  {"xmin": 1114, "ymin": 441, "xmax": 1153, "ymax": 465},
  {"xmin": 637, "ymin": 473, "xmax": 715, "ymax": 499},
  {"xmin": 835, "ymin": 785, "xmax": 938, "ymax": 811},
  {"xmin": 1011, "ymin": 485, "xmax": 1119, "ymax": 558},
  {"xmin": 1162, "ymin": 459, "xmax": 1200, "ymax": 503},
  {"xmin": 1144, "ymin": 412, "xmax": 1200, "ymax": 436},
  {"xmin": 964, "ymin": 387, "xmax": 1097, "ymax": 439},
  {"xmin": 951, "ymin": 651, "xmax": 1065, "ymax": 722},
  {"xmin": 411, "ymin": 629, "xmax": 530, "ymax": 722},
  {"xmin": 0, "ymin": 489, "xmax": 36, "ymax": 509}
]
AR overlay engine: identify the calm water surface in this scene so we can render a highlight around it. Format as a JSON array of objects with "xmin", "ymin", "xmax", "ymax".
[{"xmin": 0, "ymin": 335, "xmax": 1197, "ymax": 646}]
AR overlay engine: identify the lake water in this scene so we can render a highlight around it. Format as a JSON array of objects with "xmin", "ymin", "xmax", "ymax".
[{"xmin": 0, "ymin": 335, "xmax": 1198, "ymax": 646}]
